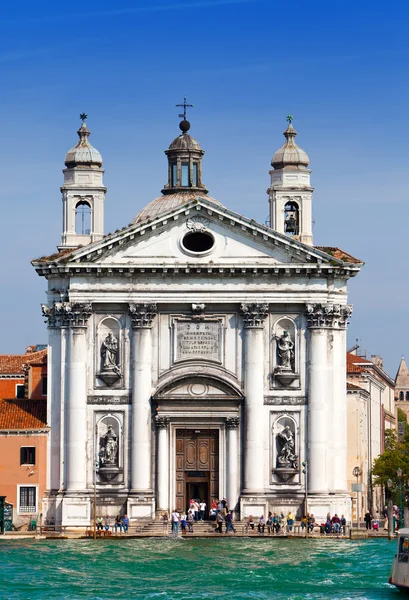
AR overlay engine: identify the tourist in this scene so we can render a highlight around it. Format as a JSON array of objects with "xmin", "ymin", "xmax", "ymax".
[
  {"xmin": 114, "ymin": 515, "xmax": 123, "ymax": 534},
  {"xmin": 364, "ymin": 511, "xmax": 372, "ymax": 530},
  {"xmin": 171, "ymin": 509, "xmax": 180, "ymax": 535},
  {"xmin": 331, "ymin": 514, "xmax": 341, "ymax": 534},
  {"xmin": 247, "ymin": 515, "xmax": 255, "ymax": 532},
  {"xmin": 225, "ymin": 510, "xmax": 236, "ymax": 534},
  {"xmin": 340, "ymin": 514, "xmax": 346, "ymax": 533},
  {"xmin": 96, "ymin": 516, "xmax": 104, "ymax": 531},
  {"xmin": 308, "ymin": 514, "xmax": 316, "ymax": 532},
  {"xmin": 193, "ymin": 500, "xmax": 200, "ymax": 521},
  {"xmin": 300, "ymin": 515, "xmax": 307, "ymax": 531},
  {"xmin": 188, "ymin": 510, "xmax": 194, "ymax": 532},
  {"xmin": 211, "ymin": 499, "xmax": 217, "ymax": 513},
  {"xmin": 382, "ymin": 505, "xmax": 388, "ymax": 519},
  {"xmin": 122, "ymin": 514, "xmax": 129, "ymax": 534},
  {"xmin": 324, "ymin": 517, "xmax": 332, "ymax": 534},
  {"xmin": 200, "ymin": 500, "xmax": 206, "ymax": 520},
  {"xmin": 279, "ymin": 512, "xmax": 286, "ymax": 532},
  {"xmin": 180, "ymin": 512, "xmax": 187, "ymax": 534},
  {"xmin": 104, "ymin": 515, "xmax": 111, "ymax": 532},
  {"xmin": 272, "ymin": 513, "xmax": 280, "ymax": 534},
  {"xmin": 258, "ymin": 515, "xmax": 266, "ymax": 534},
  {"xmin": 209, "ymin": 508, "xmax": 216, "ymax": 521},
  {"xmin": 287, "ymin": 510, "xmax": 295, "ymax": 532},
  {"xmin": 266, "ymin": 512, "xmax": 273, "ymax": 534},
  {"xmin": 216, "ymin": 510, "xmax": 224, "ymax": 533}
]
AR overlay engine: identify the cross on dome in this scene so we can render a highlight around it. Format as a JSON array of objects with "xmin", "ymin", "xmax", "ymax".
[{"xmin": 176, "ymin": 96, "xmax": 194, "ymax": 121}]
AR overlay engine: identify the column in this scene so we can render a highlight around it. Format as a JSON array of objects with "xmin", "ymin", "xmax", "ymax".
[
  {"xmin": 226, "ymin": 417, "xmax": 240, "ymax": 510},
  {"xmin": 240, "ymin": 303, "xmax": 268, "ymax": 493},
  {"xmin": 156, "ymin": 416, "xmax": 170, "ymax": 511},
  {"xmin": 129, "ymin": 303, "xmax": 157, "ymax": 492},
  {"xmin": 306, "ymin": 303, "xmax": 352, "ymax": 494},
  {"xmin": 331, "ymin": 310, "xmax": 351, "ymax": 491},
  {"xmin": 41, "ymin": 305, "xmax": 62, "ymax": 492},
  {"xmin": 64, "ymin": 303, "xmax": 92, "ymax": 491}
]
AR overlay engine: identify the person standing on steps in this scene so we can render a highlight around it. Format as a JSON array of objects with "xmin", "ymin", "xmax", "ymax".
[
  {"xmin": 170, "ymin": 509, "xmax": 180, "ymax": 535},
  {"xmin": 364, "ymin": 511, "xmax": 372, "ymax": 530},
  {"xmin": 200, "ymin": 500, "xmax": 206, "ymax": 521}
]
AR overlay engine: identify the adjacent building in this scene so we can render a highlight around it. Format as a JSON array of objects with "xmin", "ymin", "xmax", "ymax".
[
  {"xmin": 32, "ymin": 113, "xmax": 363, "ymax": 526},
  {"xmin": 346, "ymin": 349, "xmax": 395, "ymax": 518}
]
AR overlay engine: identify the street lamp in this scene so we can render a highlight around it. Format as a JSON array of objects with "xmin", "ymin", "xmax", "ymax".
[
  {"xmin": 302, "ymin": 461, "xmax": 308, "ymax": 537},
  {"xmin": 397, "ymin": 468, "xmax": 403, "ymax": 529},
  {"xmin": 352, "ymin": 466, "xmax": 362, "ymax": 528}
]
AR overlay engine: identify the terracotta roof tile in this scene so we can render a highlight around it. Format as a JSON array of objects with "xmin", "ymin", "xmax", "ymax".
[
  {"xmin": 0, "ymin": 398, "xmax": 47, "ymax": 429},
  {"xmin": 0, "ymin": 348, "xmax": 48, "ymax": 374},
  {"xmin": 346, "ymin": 352, "xmax": 369, "ymax": 373},
  {"xmin": 34, "ymin": 247, "xmax": 78, "ymax": 263},
  {"xmin": 0, "ymin": 355, "xmax": 25, "ymax": 375},
  {"xmin": 314, "ymin": 246, "xmax": 363, "ymax": 264}
]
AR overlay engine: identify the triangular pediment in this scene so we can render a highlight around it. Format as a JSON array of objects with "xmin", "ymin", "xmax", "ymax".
[{"xmin": 35, "ymin": 197, "xmax": 351, "ymax": 269}]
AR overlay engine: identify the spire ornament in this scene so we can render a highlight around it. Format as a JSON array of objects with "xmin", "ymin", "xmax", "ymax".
[
  {"xmin": 79, "ymin": 113, "xmax": 88, "ymax": 122},
  {"xmin": 176, "ymin": 96, "xmax": 194, "ymax": 133}
]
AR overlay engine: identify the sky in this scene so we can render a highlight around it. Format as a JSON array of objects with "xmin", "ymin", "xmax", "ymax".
[{"xmin": 0, "ymin": 0, "xmax": 408, "ymax": 376}]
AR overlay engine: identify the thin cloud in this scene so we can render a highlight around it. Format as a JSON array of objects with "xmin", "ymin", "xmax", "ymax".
[{"xmin": 0, "ymin": 0, "xmax": 264, "ymax": 24}]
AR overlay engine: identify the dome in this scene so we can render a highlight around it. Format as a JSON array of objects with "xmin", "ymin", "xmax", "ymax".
[
  {"xmin": 168, "ymin": 133, "xmax": 202, "ymax": 152},
  {"xmin": 132, "ymin": 192, "xmax": 222, "ymax": 224},
  {"xmin": 271, "ymin": 124, "xmax": 309, "ymax": 169},
  {"xmin": 64, "ymin": 122, "xmax": 103, "ymax": 167}
]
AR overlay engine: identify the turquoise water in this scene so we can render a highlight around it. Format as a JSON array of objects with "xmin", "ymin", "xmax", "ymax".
[{"xmin": 0, "ymin": 538, "xmax": 400, "ymax": 599}]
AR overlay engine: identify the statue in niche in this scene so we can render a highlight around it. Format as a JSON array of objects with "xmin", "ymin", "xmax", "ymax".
[
  {"xmin": 100, "ymin": 333, "xmax": 120, "ymax": 374},
  {"xmin": 277, "ymin": 330, "xmax": 294, "ymax": 371},
  {"xmin": 99, "ymin": 424, "xmax": 118, "ymax": 466},
  {"xmin": 276, "ymin": 425, "xmax": 298, "ymax": 469}
]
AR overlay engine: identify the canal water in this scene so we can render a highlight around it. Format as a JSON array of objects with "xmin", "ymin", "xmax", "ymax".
[{"xmin": 0, "ymin": 537, "xmax": 401, "ymax": 599}]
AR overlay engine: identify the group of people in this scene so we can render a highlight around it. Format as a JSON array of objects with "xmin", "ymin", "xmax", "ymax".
[
  {"xmin": 321, "ymin": 513, "xmax": 347, "ymax": 534},
  {"xmin": 246, "ymin": 511, "xmax": 296, "ymax": 534},
  {"xmin": 96, "ymin": 514, "xmax": 129, "ymax": 534},
  {"xmin": 168, "ymin": 498, "xmax": 238, "ymax": 535}
]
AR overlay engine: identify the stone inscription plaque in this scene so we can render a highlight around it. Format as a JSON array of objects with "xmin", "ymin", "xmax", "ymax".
[{"xmin": 175, "ymin": 320, "xmax": 221, "ymax": 362}]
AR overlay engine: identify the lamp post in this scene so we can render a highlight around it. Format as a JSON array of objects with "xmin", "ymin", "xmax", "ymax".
[
  {"xmin": 397, "ymin": 467, "xmax": 403, "ymax": 529},
  {"xmin": 93, "ymin": 459, "xmax": 98, "ymax": 540},
  {"xmin": 352, "ymin": 466, "xmax": 361, "ymax": 528},
  {"xmin": 302, "ymin": 461, "xmax": 308, "ymax": 538}
]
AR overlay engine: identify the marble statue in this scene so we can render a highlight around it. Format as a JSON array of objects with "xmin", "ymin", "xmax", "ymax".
[
  {"xmin": 100, "ymin": 424, "xmax": 118, "ymax": 466},
  {"xmin": 277, "ymin": 330, "xmax": 294, "ymax": 370},
  {"xmin": 101, "ymin": 333, "xmax": 119, "ymax": 372},
  {"xmin": 276, "ymin": 425, "xmax": 298, "ymax": 469}
]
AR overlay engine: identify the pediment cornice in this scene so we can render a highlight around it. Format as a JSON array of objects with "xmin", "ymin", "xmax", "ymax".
[{"xmin": 32, "ymin": 197, "xmax": 363, "ymax": 279}]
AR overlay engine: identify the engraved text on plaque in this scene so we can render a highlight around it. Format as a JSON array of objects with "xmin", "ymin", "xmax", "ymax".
[{"xmin": 175, "ymin": 321, "xmax": 221, "ymax": 362}]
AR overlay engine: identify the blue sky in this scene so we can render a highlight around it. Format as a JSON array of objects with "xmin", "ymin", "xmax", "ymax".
[{"xmin": 0, "ymin": 0, "xmax": 408, "ymax": 375}]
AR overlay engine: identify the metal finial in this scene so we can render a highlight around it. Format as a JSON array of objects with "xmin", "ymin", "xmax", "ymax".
[
  {"xmin": 286, "ymin": 114, "xmax": 294, "ymax": 125},
  {"xmin": 176, "ymin": 97, "xmax": 194, "ymax": 121},
  {"xmin": 80, "ymin": 113, "xmax": 88, "ymax": 122}
]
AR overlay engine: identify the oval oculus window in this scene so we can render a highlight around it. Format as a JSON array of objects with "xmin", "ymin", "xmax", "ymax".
[{"xmin": 182, "ymin": 231, "xmax": 214, "ymax": 254}]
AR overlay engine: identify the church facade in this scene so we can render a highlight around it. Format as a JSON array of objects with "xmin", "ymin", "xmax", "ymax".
[{"xmin": 33, "ymin": 112, "xmax": 362, "ymax": 525}]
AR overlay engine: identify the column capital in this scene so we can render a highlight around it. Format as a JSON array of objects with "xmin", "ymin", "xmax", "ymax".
[
  {"xmin": 129, "ymin": 303, "xmax": 157, "ymax": 328},
  {"xmin": 240, "ymin": 303, "xmax": 268, "ymax": 328},
  {"xmin": 42, "ymin": 302, "xmax": 92, "ymax": 328},
  {"xmin": 226, "ymin": 416, "xmax": 240, "ymax": 429},
  {"xmin": 305, "ymin": 303, "xmax": 352, "ymax": 329},
  {"xmin": 155, "ymin": 415, "xmax": 170, "ymax": 429}
]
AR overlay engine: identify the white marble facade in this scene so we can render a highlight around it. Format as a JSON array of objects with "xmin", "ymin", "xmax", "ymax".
[{"xmin": 34, "ymin": 116, "xmax": 362, "ymax": 525}]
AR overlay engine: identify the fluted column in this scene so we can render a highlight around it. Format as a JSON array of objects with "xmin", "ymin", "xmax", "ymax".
[
  {"xmin": 156, "ymin": 416, "xmax": 170, "ymax": 511},
  {"xmin": 306, "ymin": 303, "xmax": 352, "ymax": 494},
  {"xmin": 129, "ymin": 303, "xmax": 157, "ymax": 492},
  {"xmin": 42, "ymin": 305, "xmax": 62, "ymax": 491},
  {"xmin": 50, "ymin": 303, "xmax": 92, "ymax": 491},
  {"xmin": 240, "ymin": 303, "xmax": 268, "ymax": 493},
  {"xmin": 226, "ymin": 417, "xmax": 240, "ymax": 509}
]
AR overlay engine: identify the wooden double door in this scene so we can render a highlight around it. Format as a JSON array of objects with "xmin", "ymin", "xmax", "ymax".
[{"xmin": 175, "ymin": 429, "xmax": 219, "ymax": 514}]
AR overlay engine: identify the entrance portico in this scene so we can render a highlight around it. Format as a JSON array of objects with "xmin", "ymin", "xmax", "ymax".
[{"xmin": 153, "ymin": 372, "xmax": 243, "ymax": 515}]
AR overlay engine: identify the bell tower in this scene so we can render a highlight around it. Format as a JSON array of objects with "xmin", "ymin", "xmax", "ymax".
[
  {"xmin": 59, "ymin": 115, "xmax": 106, "ymax": 250},
  {"xmin": 268, "ymin": 117, "xmax": 313, "ymax": 245}
]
